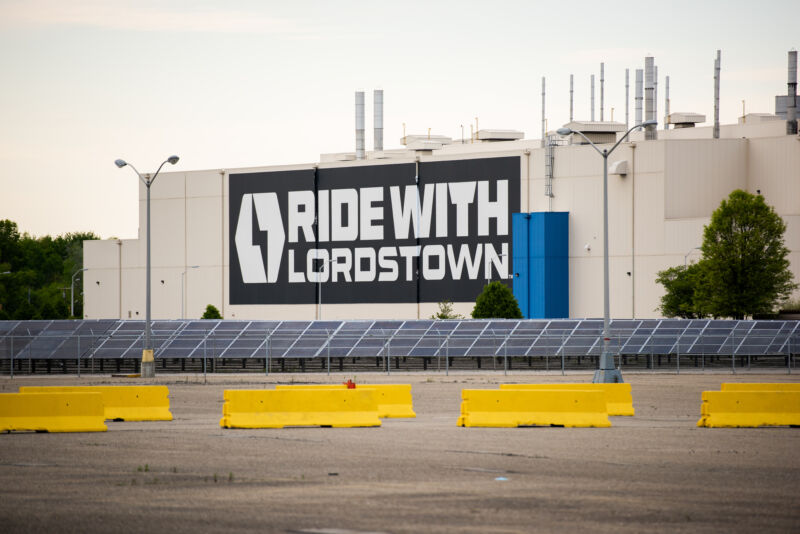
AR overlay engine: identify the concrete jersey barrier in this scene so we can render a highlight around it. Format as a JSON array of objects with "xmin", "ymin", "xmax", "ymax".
[
  {"xmin": 697, "ymin": 390, "xmax": 800, "ymax": 428},
  {"xmin": 0, "ymin": 392, "xmax": 107, "ymax": 433},
  {"xmin": 458, "ymin": 389, "xmax": 611, "ymax": 428},
  {"xmin": 500, "ymin": 383, "xmax": 634, "ymax": 416},
  {"xmin": 19, "ymin": 386, "xmax": 172, "ymax": 421},
  {"xmin": 220, "ymin": 388, "xmax": 382, "ymax": 428},
  {"xmin": 275, "ymin": 384, "xmax": 416, "ymax": 418},
  {"xmin": 720, "ymin": 383, "xmax": 800, "ymax": 392}
]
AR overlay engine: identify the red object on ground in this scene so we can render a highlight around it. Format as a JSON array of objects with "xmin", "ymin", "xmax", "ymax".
[{"xmin": 343, "ymin": 379, "xmax": 356, "ymax": 389}]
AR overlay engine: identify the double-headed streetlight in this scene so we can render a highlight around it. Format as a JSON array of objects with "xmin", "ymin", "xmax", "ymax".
[
  {"xmin": 556, "ymin": 120, "xmax": 657, "ymax": 383},
  {"xmin": 70, "ymin": 267, "xmax": 87, "ymax": 318},
  {"xmin": 115, "ymin": 155, "xmax": 180, "ymax": 378}
]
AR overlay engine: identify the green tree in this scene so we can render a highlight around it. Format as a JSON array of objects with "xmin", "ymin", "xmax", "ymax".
[
  {"xmin": 657, "ymin": 190, "xmax": 797, "ymax": 319},
  {"xmin": 471, "ymin": 281, "xmax": 523, "ymax": 319},
  {"xmin": 202, "ymin": 304, "xmax": 223, "ymax": 319},
  {"xmin": 0, "ymin": 220, "xmax": 99, "ymax": 319},
  {"xmin": 430, "ymin": 300, "xmax": 463, "ymax": 319},
  {"xmin": 655, "ymin": 263, "xmax": 707, "ymax": 318}
]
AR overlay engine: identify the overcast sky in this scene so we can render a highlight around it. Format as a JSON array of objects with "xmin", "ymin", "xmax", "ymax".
[{"xmin": 1, "ymin": 0, "xmax": 796, "ymax": 239}]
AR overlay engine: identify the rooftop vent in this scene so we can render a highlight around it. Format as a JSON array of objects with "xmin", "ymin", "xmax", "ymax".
[
  {"xmin": 667, "ymin": 112, "xmax": 705, "ymax": 128},
  {"xmin": 401, "ymin": 134, "xmax": 452, "ymax": 150},
  {"xmin": 561, "ymin": 121, "xmax": 626, "ymax": 144},
  {"xmin": 738, "ymin": 113, "xmax": 781, "ymax": 125},
  {"xmin": 476, "ymin": 129, "xmax": 524, "ymax": 141}
]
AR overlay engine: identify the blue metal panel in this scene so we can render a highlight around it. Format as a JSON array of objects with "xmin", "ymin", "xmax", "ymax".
[
  {"xmin": 511, "ymin": 213, "xmax": 530, "ymax": 317},
  {"xmin": 517, "ymin": 212, "xmax": 569, "ymax": 319}
]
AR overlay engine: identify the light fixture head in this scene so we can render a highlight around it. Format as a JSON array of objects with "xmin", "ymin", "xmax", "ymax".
[
  {"xmin": 556, "ymin": 127, "xmax": 572, "ymax": 136},
  {"xmin": 642, "ymin": 120, "xmax": 658, "ymax": 127},
  {"xmin": 167, "ymin": 155, "xmax": 179, "ymax": 165},
  {"xmin": 114, "ymin": 159, "xmax": 127, "ymax": 168}
]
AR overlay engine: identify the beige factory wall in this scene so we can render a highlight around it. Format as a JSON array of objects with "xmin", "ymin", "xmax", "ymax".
[
  {"xmin": 82, "ymin": 239, "xmax": 120, "ymax": 319},
  {"xmin": 748, "ymin": 136, "xmax": 800, "ymax": 215},
  {"xmin": 85, "ymin": 132, "xmax": 800, "ymax": 321},
  {"xmin": 664, "ymin": 139, "xmax": 747, "ymax": 220}
]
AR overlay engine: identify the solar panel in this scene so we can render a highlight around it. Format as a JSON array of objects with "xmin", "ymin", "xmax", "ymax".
[
  {"xmin": 1, "ymin": 319, "xmax": 798, "ymax": 362},
  {"xmin": 222, "ymin": 336, "xmax": 265, "ymax": 358}
]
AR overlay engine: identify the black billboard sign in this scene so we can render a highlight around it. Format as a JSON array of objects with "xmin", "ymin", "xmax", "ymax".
[{"xmin": 229, "ymin": 156, "xmax": 520, "ymax": 304}]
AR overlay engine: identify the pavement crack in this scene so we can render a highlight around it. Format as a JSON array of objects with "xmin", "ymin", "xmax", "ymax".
[{"xmin": 444, "ymin": 449, "xmax": 549, "ymax": 460}]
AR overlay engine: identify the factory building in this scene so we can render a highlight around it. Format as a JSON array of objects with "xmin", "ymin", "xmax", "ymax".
[{"xmin": 84, "ymin": 55, "xmax": 800, "ymax": 321}]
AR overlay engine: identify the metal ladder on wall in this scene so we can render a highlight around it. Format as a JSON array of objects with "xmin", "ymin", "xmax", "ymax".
[{"xmin": 544, "ymin": 134, "xmax": 565, "ymax": 205}]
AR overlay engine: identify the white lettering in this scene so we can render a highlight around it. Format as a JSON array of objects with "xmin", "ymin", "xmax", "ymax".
[
  {"xmin": 478, "ymin": 180, "xmax": 508, "ymax": 236},
  {"xmin": 359, "ymin": 187, "xmax": 384, "ymax": 241},
  {"xmin": 331, "ymin": 189, "xmax": 358, "ymax": 241},
  {"xmin": 397, "ymin": 245, "xmax": 420, "ymax": 281},
  {"xmin": 435, "ymin": 183, "xmax": 448, "ymax": 237},
  {"xmin": 288, "ymin": 249, "xmax": 305, "ymax": 282},
  {"xmin": 448, "ymin": 181, "xmax": 476, "ymax": 237},
  {"xmin": 390, "ymin": 184, "xmax": 435, "ymax": 239},
  {"xmin": 447, "ymin": 244, "xmax": 483, "ymax": 280},
  {"xmin": 354, "ymin": 247, "xmax": 376, "ymax": 282},
  {"xmin": 331, "ymin": 248, "xmax": 352, "ymax": 282},
  {"xmin": 484, "ymin": 242, "xmax": 509, "ymax": 281},
  {"xmin": 288, "ymin": 190, "xmax": 315, "ymax": 243},
  {"xmin": 378, "ymin": 246, "xmax": 398, "ymax": 281},
  {"xmin": 307, "ymin": 249, "xmax": 330, "ymax": 283},
  {"xmin": 422, "ymin": 244, "xmax": 446, "ymax": 280},
  {"xmin": 318, "ymin": 189, "xmax": 330, "ymax": 242}
]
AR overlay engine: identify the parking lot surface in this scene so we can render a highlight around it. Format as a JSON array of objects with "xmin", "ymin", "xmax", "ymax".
[{"xmin": 1, "ymin": 371, "xmax": 799, "ymax": 533}]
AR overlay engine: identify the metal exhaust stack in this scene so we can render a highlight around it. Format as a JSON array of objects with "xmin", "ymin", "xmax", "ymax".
[
  {"xmin": 374, "ymin": 89, "xmax": 384, "ymax": 151},
  {"xmin": 625, "ymin": 68, "xmax": 630, "ymax": 129},
  {"xmin": 570, "ymin": 74, "xmax": 574, "ymax": 122},
  {"xmin": 355, "ymin": 91, "xmax": 365, "ymax": 159},
  {"xmin": 635, "ymin": 69, "xmax": 643, "ymax": 130},
  {"xmin": 591, "ymin": 74, "xmax": 595, "ymax": 121},
  {"xmin": 665, "ymin": 76, "xmax": 670, "ymax": 130},
  {"xmin": 654, "ymin": 65, "xmax": 658, "ymax": 125},
  {"xmin": 645, "ymin": 57, "xmax": 656, "ymax": 140},
  {"xmin": 788, "ymin": 50, "xmax": 798, "ymax": 135},
  {"xmin": 600, "ymin": 63, "xmax": 605, "ymax": 121},
  {"xmin": 714, "ymin": 50, "xmax": 721, "ymax": 139},
  {"xmin": 541, "ymin": 77, "xmax": 546, "ymax": 148}
]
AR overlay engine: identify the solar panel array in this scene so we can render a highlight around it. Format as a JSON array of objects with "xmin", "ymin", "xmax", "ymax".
[{"xmin": 0, "ymin": 319, "xmax": 798, "ymax": 360}]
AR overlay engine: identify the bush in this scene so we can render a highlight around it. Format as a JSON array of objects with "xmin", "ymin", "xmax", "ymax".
[
  {"xmin": 471, "ymin": 281, "xmax": 523, "ymax": 319},
  {"xmin": 201, "ymin": 304, "xmax": 222, "ymax": 319},
  {"xmin": 430, "ymin": 301, "xmax": 463, "ymax": 319}
]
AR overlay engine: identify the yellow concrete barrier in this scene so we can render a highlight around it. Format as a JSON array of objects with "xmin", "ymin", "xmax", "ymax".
[
  {"xmin": 697, "ymin": 391, "xmax": 800, "ymax": 428},
  {"xmin": 720, "ymin": 383, "xmax": 800, "ymax": 392},
  {"xmin": 500, "ymin": 383, "xmax": 634, "ymax": 416},
  {"xmin": 276, "ymin": 384, "xmax": 416, "ymax": 418},
  {"xmin": 20, "ymin": 386, "xmax": 172, "ymax": 422},
  {"xmin": 220, "ymin": 388, "xmax": 382, "ymax": 428},
  {"xmin": 0, "ymin": 392, "xmax": 107, "ymax": 433},
  {"xmin": 457, "ymin": 389, "xmax": 611, "ymax": 428}
]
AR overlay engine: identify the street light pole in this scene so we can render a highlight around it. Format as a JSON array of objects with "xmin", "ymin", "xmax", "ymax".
[
  {"xmin": 557, "ymin": 120, "xmax": 656, "ymax": 383},
  {"xmin": 70, "ymin": 268, "xmax": 88, "ymax": 318},
  {"xmin": 684, "ymin": 246, "xmax": 702, "ymax": 268},
  {"xmin": 181, "ymin": 266, "xmax": 199, "ymax": 320},
  {"xmin": 115, "ymin": 155, "xmax": 179, "ymax": 377},
  {"xmin": 486, "ymin": 252, "xmax": 509, "ymax": 286},
  {"xmin": 317, "ymin": 257, "xmax": 334, "ymax": 320}
]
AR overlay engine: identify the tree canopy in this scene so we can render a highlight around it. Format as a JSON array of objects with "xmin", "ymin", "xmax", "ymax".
[
  {"xmin": 201, "ymin": 304, "xmax": 223, "ymax": 319},
  {"xmin": 471, "ymin": 281, "xmax": 523, "ymax": 319},
  {"xmin": 0, "ymin": 219, "xmax": 99, "ymax": 320},
  {"xmin": 656, "ymin": 190, "xmax": 797, "ymax": 319},
  {"xmin": 654, "ymin": 263, "xmax": 706, "ymax": 318}
]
